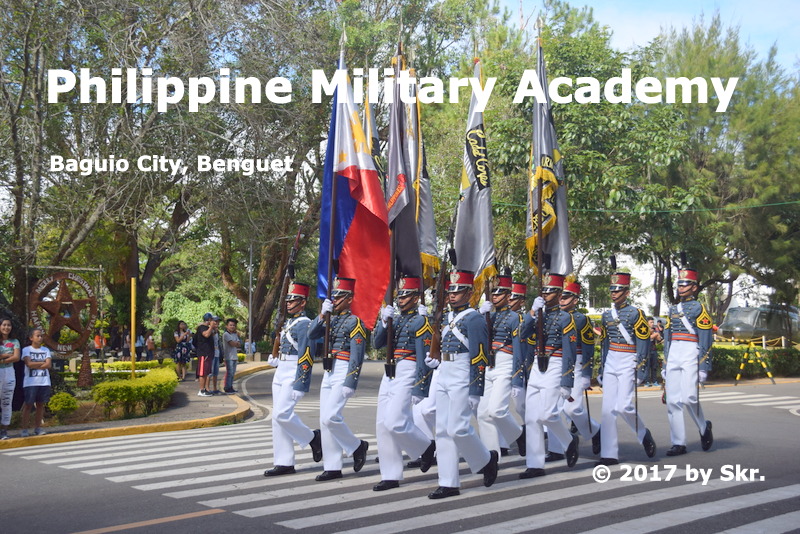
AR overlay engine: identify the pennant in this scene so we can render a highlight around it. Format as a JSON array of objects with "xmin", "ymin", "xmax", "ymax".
[
  {"xmin": 453, "ymin": 58, "xmax": 497, "ymax": 304},
  {"xmin": 526, "ymin": 38, "xmax": 573, "ymax": 276}
]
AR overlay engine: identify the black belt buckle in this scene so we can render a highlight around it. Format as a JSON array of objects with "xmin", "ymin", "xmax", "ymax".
[{"xmin": 322, "ymin": 356, "xmax": 334, "ymax": 372}]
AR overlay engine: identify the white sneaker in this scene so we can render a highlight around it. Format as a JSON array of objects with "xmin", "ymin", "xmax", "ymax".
[
  {"xmin": 0, "ymin": 429, "xmax": 8, "ymax": 440},
  {"xmin": 34, "ymin": 428, "xmax": 47, "ymax": 436},
  {"xmin": 20, "ymin": 429, "xmax": 29, "ymax": 437},
  {"xmin": 197, "ymin": 390, "xmax": 212, "ymax": 397}
]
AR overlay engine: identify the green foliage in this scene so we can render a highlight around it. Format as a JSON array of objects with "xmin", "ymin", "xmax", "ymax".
[
  {"xmin": 92, "ymin": 368, "xmax": 178, "ymax": 418},
  {"xmin": 711, "ymin": 347, "xmax": 800, "ymax": 379},
  {"xmin": 90, "ymin": 360, "xmax": 175, "ymax": 371},
  {"xmin": 47, "ymin": 392, "xmax": 79, "ymax": 422}
]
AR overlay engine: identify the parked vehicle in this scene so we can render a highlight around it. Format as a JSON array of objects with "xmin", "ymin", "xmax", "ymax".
[{"xmin": 717, "ymin": 305, "xmax": 800, "ymax": 343}]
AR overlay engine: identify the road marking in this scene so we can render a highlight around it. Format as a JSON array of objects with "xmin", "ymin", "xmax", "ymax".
[
  {"xmin": 70, "ymin": 508, "xmax": 226, "ymax": 534},
  {"xmin": 741, "ymin": 397, "xmax": 799, "ymax": 406},
  {"xmin": 581, "ymin": 484, "xmax": 800, "ymax": 534},
  {"xmin": 720, "ymin": 509, "xmax": 800, "ymax": 533}
]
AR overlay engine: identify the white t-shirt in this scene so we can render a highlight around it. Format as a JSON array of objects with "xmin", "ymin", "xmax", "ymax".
[{"xmin": 21, "ymin": 345, "xmax": 52, "ymax": 387}]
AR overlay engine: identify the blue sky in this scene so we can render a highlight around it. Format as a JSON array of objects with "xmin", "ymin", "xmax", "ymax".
[{"xmin": 505, "ymin": 0, "xmax": 799, "ymax": 72}]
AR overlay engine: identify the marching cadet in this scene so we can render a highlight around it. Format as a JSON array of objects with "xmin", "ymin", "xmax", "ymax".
[
  {"xmin": 477, "ymin": 273, "xmax": 525, "ymax": 458},
  {"xmin": 302, "ymin": 277, "xmax": 369, "ymax": 481},
  {"xmin": 425, "ymin": 269, "xmax": 498, "ymax": 499},
  {"xmin": 372, "ymin": 276, "xmax": 437, "ymax": 491},
  {"xmin": 662, "ymin": 267, "xmax": 714, "ymax": 456},
  {"xmin": 519, "ymin": 273, "xmax": 579, "ymax": 478},
  {"xmin": 509, "ymin": 280, "xmax": 532, "ymax": 450},
  {"xmin": 597, "ymin": 271, "xmax": 657, "ymax": 465},
  {"xmin": 559, "ymin": 278, "xmax": 602, "ymax": 456},
  {"xmin": 265, "ymin": 282, "xmax": 323, "ymax": 476}
]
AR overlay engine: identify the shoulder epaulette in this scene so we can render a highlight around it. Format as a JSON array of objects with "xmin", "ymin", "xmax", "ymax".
[
  {"xmin": 562, "ymin": 314, "xmax": 576, "ymax": 335},
  {"xmin": 580, "ymin": 319, "xmax": 595, "ymax": 345},
  {"xmin": 634, "ymin": 310, "xmax": 650, "ymax": 340},
  {"xmin": 696, "ymin": 304, "xmax": 713, "ymax": 330}
]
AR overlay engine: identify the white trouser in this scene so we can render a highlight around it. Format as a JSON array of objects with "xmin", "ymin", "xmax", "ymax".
[
  {"xmin": 478, "ymin": 353, "xmax": 521, "ymax": 454},
  {"xmin": 564, "ymin": 378, "xmax": 600, "ymax": 441},
  {"xmin": 525, "ymin": 359, "xmax": 574, "ymax": 468},
  {"xmin": 435, "ymin": 357, "xmax": 491, "ymax": 488},
  {"xmin": 0, "ymin": 366, "xmax": 15, "ymax": 426},
  {"xmin": 376, "ymin": 359, "xmax": 431, "ymax": 481},
  {"xmin": 600, "ymin": 350, "xmax": 648, "ymax": 459},
  {"xmin": 666, "ymin": 340, "xmax": 706, "ymax": 446},
  {"xmin": 320, "ymin": 359, "xmax": 361, "ymax": 471},
  {"xmin": 271, "ymin": 356, "xmax": 314, "ymax": 466},
  {"xmin": 413, "ymin": 369, "xmax": 438, "ymax": 441}
]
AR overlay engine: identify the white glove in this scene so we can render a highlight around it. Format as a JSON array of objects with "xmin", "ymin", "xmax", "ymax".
[
  {"xmin": 267, "ymin": 356, "xmax": 279, "ymax": 367},
  {"xmin": 424, "ymin": 355, "xmax": 440, "ymax": 369},
  {"xmin": 511, "ymin": 386, "xmax": 524, "ymax": 399},
  {"xmin": 479, "ymin": 301, "xmax": 493, "ymax": 314},
  {"xmin": 581, "ymin": 376, "xmax": 591, "ymax": 391},
  {"xmin": 698, "ymin": 370, "xmax": 707, "ymax": 384},
  {"xmin": 661, "ymin": 368, "xmax": 667, "ymax": 381},
  {"xmin": 380, "ymin": 305, "xmax": 395, "ymax": 325},
  {"xmin": 411, "ymin": 395, "xmax": 423, "ymax": 405},
  {"xmin": 291, "ymin": 390, "xmax": 305, "ymax": 401},
  {"xmin": 468, "ymin": 395, "xmax": 480, "ymax": 411},
  {"xmin": 560, "ymin": 387, "xmax": 571, "ymax": 400},
  {"xmin": 597, "ymin": 374, "xmax": 603, "ymax": 386},
  {"xmin": 417, "ymin": 304, "xmax": 429, "ymax": 317},
  {"xmin": 637, "ymin": 377, "xmax": 644, "ymax": 386},
  {"xmin": 531, "ymin": 296, "xmax": 546, "ymax": 315},
  {"xmin": 342, "ymin": 386, "xmax": 355, "ymax": 399},
  {"xmin": 321, "ymin": 298, "xmax": 333, "ymax": 315}
]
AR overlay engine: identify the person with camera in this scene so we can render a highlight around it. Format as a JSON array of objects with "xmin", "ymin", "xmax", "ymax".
[{"xmin": 195, "ymin": 313, "xmax": 218, "ymax": 397}]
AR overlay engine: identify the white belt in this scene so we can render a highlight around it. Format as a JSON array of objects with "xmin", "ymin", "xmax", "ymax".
[
  {"xmin": 441, "ymin": 352, "xmax": 470, "ymax": 361},
  {"xmin": 279, "ymin": 353, "xmax": 299, "ymax": 361}
]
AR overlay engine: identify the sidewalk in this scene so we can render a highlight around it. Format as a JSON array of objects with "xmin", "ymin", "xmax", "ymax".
[{"xmin": 0, "ymin": 361, "xmax": 273, "ymax": 450}]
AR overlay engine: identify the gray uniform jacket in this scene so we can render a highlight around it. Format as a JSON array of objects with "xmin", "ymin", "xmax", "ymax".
[
  {"xmin": 572, "ymin": 310, "xmax": 596, "ymax": 379},
  {"xmin": 440, "ymin": 304, "xmax": 489, "ymax": 397},
  {"xmin": 303, "ymin": 311, "xmax": 368, "ymax": 391},
  {"xmin": 521, "ymin": 305, "xmax": 577, "ymax": 389},
  {"xmin": 599, "ymin": 303, "xmax": 651, "ymax": 373},
  {"xmin": 663, "ymin": 298, "xmax": 714, "ymax": 372},
  {"xmin": 373, "ymin": 309, "xmax": 435, "ymax": 397}
]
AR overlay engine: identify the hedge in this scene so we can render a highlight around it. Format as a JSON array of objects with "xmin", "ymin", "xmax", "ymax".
[
  {"xmin": 92, "ymin": 368, "xmax": 179, "ymax": 418},
  {"xmin": 710, "ymin": 346, "xmax": 800, "ymax": 379},
  {"xmin": 90, "ymin": 360, "xmax": 176, "ymax": 371}
]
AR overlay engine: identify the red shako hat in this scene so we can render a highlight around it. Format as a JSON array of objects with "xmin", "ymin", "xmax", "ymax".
[
  {"xmin": 447, "ymin": 270, "xmax": 474, "ymax": 293},
  {"xmin": 331, "ymin": 277, "xmax": 355, "ymax": 297},
  {"xmin": 677, "ymin": 268, "xmax": 699, "ymax": 285},
  {"xmin": 397, "ymin": 276, "xmax": 422, "ymax": 296},
  {"xmin": 492, "ymin": 274, "xmax": 513, "ymax": 294},
  {"xmin": 511, "ymin": 281, "xmax": 527, "ymax": 298},
  {"xmin": 563, "ymin": 280, "xmax": 581, "ymax": 296},
  {"xmin": 610, "ymin": 272, "xmax": 631, "ymax": 291},
  {"xmin": 541, "ymin": 273, "xmax": 565, "ymax": 293},
  {"xmin": 286, "ymin": 282, "xmax": 310, "ymax": 300}
]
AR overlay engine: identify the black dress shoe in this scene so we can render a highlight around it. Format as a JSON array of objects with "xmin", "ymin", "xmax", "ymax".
[
  {"xmin": 544, "ymin": 451, "xmax": 565, "ymax": 463},
  {"xmin": 570, "ymin": 421, "xmax": 578, "ymax": 434},
  {"xmin": 516, "ymin": 426, "xmax": 527, "ymax": 457},
  {"xmin": 428, "ymin": 486, "xmax": 460, "ymax": 499},
  {"xmin": 264, "ymin": 465, "xmax": 295, "ymax": 477},
  {"xmin": 500, "ymin": 447, "xmax": 510, "ymax": 457},
  {"xmin": 665, "ymin": 445, "xmax": 687, "ymax": 456},
  {"xmin": 315, "ymin": 470, "xmax": 343, "ymax": 481},
  {"xmin": 592, "ymin": 429, "xmax": 602, "ymax": 456},
  {"xmin": 642, "ymin": 429, "xmax": 657, "ymax": 458},
  {"xmin": 596, "ymin": 458, "xmax": 619, "ymax": 466},
  {"xmin": 373, "ymin": 480, "xmax": 400, "ymax": 491},
  {"xmin": 700, "ymin": 421, "xmax": 714, "ymax": 451},
  {"xmin": 406, "ymin": 458, "xmax": 422, "ymax": 468},
  {"xmin": 352, "ymin": 439, "xmax": 369, "ymax": 472},
  {"xmin": 565, "ymin": 434, "xmax": 579, "ymax": 468},
  {"xmin": 519, "ymin": 468, "xmax": 545, "ymax": 479},
  {"xmin": 309, "ymin": 429, "xmax": 323, "ymax": 463},
  {"xmin": 420, "ymin": 441, "xmax": 436, "ymax": 473},
  {"xmin": 482, "ymin": 450, "xmax": 499, "ymax": 487}
]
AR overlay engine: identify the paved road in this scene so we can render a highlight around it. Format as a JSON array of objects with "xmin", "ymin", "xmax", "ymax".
[{"xmin": 3, "ymin": 361, "xmax": 800, "ymax": 533}]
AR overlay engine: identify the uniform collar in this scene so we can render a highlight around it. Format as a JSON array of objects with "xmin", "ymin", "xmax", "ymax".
[
  {"xmin": 679, "ymin": 295, "xmax": 696, "ymax": 302},
  {"xmin": 451, "ymin": 304, "xmax": 470, "ymax": 313},
  {"xmin": 289, "ymin": 312, "xmax": 305, "ymax": 318},
  {"xmin": 495, "ymin": 305, "xmax": 510, "ymax": 312},
  {"xmin": 401, "ymin": 308, "xmax": 416, "ymax": 315},
  {"xmin": 545, "ymin": 304, "xmax": 560, "ymax": 312}
]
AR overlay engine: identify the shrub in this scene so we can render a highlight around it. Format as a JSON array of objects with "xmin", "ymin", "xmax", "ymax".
[
  {"xmin": 48, "ymin": 392, "xmax": 79, "ymax": 423},
  {"xmin": 92, "ymin": 368, "xmax": 178, "ymax": 418},
  {"xmin": 712, "ymin": 346, "xmax": 800, "ymax": 379},
  {"xmin": 90, "ymin": 360, "xmax": 175, "ymax": 372}
]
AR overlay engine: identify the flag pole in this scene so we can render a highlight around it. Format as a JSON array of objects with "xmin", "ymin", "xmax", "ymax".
[{"xmin": 535, "ymin": 17, "xmax": 546, "ymax": 364}]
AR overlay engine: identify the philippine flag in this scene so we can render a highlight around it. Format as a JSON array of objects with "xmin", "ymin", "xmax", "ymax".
[{"xmin": 317, "ymin": 53, "xmax": 390, "ymax": 330}]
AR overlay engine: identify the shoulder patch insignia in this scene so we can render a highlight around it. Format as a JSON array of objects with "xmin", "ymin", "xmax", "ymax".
[
  {"xmin": 580, "ymin": 321, "xmax": 595, "ymax": 345},
  {"xmin": 696, "ymin": 306, "xmax": 713, "ymax": 330},
  {"xmin": 563, "ymin": 316, "xmax": 576, "ymax": 335},
  {"xmin": 634, "ymin": 311, "xmax": 650, "ymax": 340},
  {"xmin": 664, "ymin": 316, "xmax": 671, "ymax": 330},
  {"xmin": 416, "ymin": 318, "xmax": 434, "ymax": 337},
  {"xmin": 472, "ymin": 344, "xmax": 489, "ymax": 366},
  {"xmin": 298, "ymin": 348, "xmax": 314, "ymax": 366},
  {"xmin": 350, "ymin": 319, "xmax": 368, "ymax": 340}
]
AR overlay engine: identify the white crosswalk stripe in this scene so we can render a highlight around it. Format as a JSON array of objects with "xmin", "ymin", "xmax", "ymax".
[
  {"xmin": 636, "ymin": 390, "xmax": 800, "ymax": 413},
  {"xmin": 3, "ymin": 407, "xmax": 795, "ymax": 533}
]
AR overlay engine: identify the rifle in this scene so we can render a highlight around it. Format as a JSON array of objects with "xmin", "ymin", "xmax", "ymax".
[
  {"xmin": 271, "ymin": 226, "xmax": 304, "ymax": 358},
  {"xmin": 428, "ymin": 204, "xmax": 459, "ymax": 360},
  {"xmin": 484, "ymin": 278, "xmax": 495, "ymax": 368}
]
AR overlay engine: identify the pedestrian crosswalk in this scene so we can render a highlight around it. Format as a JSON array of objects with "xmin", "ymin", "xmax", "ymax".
[
  {"xmin": 4, "ymin": 422, "xmax": 799, "ymax": 533},
  {"xmin": 637, "ymin": 389, "xmax": 800, "ymax": 413}
]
